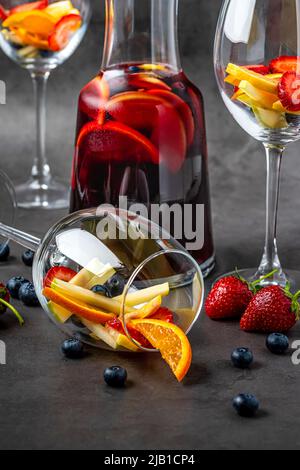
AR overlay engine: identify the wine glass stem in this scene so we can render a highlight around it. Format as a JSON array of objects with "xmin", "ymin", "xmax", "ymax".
[
  {"xmin": 255, "ymin": 144, "xmax": 286, "ymax": 284},
  {"xmin": 30, "ymin": 71, "xmax": 51, "ymax": 186}
]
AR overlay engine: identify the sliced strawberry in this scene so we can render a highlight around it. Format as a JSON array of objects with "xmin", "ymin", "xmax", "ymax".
[
  {"xmin": 245, "ymin": 64, "xmax": 269, "ymax": 75},
  {"xmin": 76, "ymin": 121, "xmax": 159, "ymax": 164},
  {"xmin": 107, "ymin": 318, "xmax": 153, "ymax": 349},
  {"xmin": 0, "ymin": 4, "xmax": 8, "ymax": 20},
  {"xmin": 79, "ymin": 76, "xmax": 110, "ymax": 122},
  {"xmin": 150, "ymin": 307, "xmax": 174, "ymax": 323},
  {"xmin": 48, "ymin": 13, "xmax": 81, "ymax": 52},
  {"xmin": 269, "ymin": 56, "xmax": 300, "ymax": 74},
  {"xmin": 278, "ymin": 71, "xmax": 300, "ymax": 112},
  {"xmin": 9, "ymin": 0, "xmax": 48, "ymax": 15},
  {"xmin": 44, "ymin": 266, "xmax": 77, "ymax": 288}
]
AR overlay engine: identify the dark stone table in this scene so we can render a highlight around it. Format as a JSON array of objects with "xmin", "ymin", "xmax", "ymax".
[{"xmin": 1, "ymin": 0, "xmax": 300, "ymax": 451}]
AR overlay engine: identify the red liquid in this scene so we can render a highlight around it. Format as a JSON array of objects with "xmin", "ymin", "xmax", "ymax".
[{"xmin": 70, "ymin": 65, "xmax": 214, "ymax": 268}]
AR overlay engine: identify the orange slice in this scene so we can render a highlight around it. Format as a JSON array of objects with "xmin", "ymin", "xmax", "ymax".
[{"xmin": 132, "ymin": 319, "xmax": 192, "ymax": 381}]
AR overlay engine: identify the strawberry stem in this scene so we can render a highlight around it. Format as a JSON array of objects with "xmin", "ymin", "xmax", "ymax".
[{"xmin": 0, "ymin": 299, "xmax": 24, "ymax": 326}]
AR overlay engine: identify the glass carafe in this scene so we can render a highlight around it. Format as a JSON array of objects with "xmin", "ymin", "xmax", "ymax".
[{"xmin": 70, "ymin": 0, "xmax": 215, "ymax": 277}]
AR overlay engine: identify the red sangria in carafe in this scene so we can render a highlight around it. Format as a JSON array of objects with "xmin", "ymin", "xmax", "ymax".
[{"xmin": 70, "ymin": 0, "xmax": 215, "ymax": 276}]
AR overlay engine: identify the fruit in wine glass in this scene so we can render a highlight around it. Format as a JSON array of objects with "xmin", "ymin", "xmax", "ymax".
[
  {"xmin": 225, "ymin": 57, "xmax": 300, "ymax": 129},
  {"xmin": 42, "ymin": 257, "xmax": 192, "ymax": 381},
  {"xmin": 0, "ymin": 0, "xmax": 82, "ymax": 59}
]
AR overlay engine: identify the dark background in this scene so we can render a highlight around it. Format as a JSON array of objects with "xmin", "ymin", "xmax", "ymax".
[
  {"xmin": 1, "ymin": 0, "xmax": 300, "ymax": 270},
  {"xmin": 0, "ymin": 0, "xmax": 300, "ymax": 451}
]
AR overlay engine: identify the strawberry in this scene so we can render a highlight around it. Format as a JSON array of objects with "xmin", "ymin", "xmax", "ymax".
[
  {"xmin": 44, "ymin": 266, "xmax": 77, "ymax": 288},
  {"xmin": 240, "ymin": 285, "xmax": 299, "ymax": 333},
  {"xmin": 278, "ymin": 71, "xmax": 300, "ymax": 112},
  {"xmin": 205, "ymin": 276, "xmax": 253, "ymax": 320},
  {"xmin": 107, "ymin": 318, "xmax": 153, "ymax": 349},
  {"xmin": 0, "ymin": 282, "xmax": 24, "ymax": 325},
  {"xmin": 150, "ymin": 307, "xmax": 174, "ymax": 323},
  {"xmin": 245, "ymin": 65, "xmax": 269, "ymax": 75},
  {"xmin": 269, "ymin": 56, "xmax": 300, "ymax": 74},
  {"xmin": 0, "ymin": 5, "xmax": 8, "ymax": 20},
  {"xmin": 0, "ymin": 283, "xmax": 10, "ymax": 314}
]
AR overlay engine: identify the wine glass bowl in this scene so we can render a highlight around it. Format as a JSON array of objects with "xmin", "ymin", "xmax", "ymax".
[
  {"xmin": 214, "ymin": 0, "xmax": 300, "ymax": 287},
  {"xmin": 214, "ymin": 0, "xmax": 300, "ymax": 146},
  {"xmin": 0, "ymin": 0, "xmax": 91, "ymax": 209},
  {"xmin": 0, "ymin": 207, "xmax": 204, "ymax": 352},
  {"xmin": 0, "ymin": 0, "xmax": 91, "ymax": 72}
]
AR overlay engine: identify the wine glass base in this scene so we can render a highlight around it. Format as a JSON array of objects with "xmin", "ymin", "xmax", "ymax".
[
  {"xmin": 15, "ymin": 178, "xmax": 69, "ymax": 210},
  {"xmin": 215, "ymin": 268, "xmax": 300, "ymax": 291}
]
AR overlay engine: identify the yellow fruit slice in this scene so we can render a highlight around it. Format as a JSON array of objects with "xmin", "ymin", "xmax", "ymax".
[
  {"xmin": 115, "ymin": 282, "xmax": 169, "ymax": 307},
  {"xmin": 236, "ymin": 93, "xmax": 253, "ymax": 107},
  {"xmin": 226, "ymin": 63, "xmax": 278, "ymax": 93},
  {"xmin": 132, "ymin": 319, "xmax": 192, "ymax": 382},
  {"xmin": 43, "ymin": 287, "xmax": 115, "ymax": 324},
  {"xmin": 45, "ymin": 1, "xmax": 77, "ymax": 20},
  {"xmin": 273, "ymin": 100, "xmax": 300, "ymax": 116},
  {"xmin": 48, "ymin": 301, "xmax": 72, "ymax": 323},
  {"xmin": 252, "ymin": 106, "xmax": 288, "ymax": 129},
  {"xmin": 265, "ymin": 73, "xmax": 283, "ymax": 81},
  {"xmin": 4, "ymin": 11, "xmax": 56, "ymax": 37},
  {"xmin": 51, "ymin": 278, "xmax": 132, "ymax": 314},
  {"xmin": 239, "ymin": 80, "xmax": 278, "ymax": 109},
  {"xmin": 124, "ymin": 295, "xmax": 162, "ymax": 321},
  {"xmin": 225, "ymin": 74, "xmax": 240, "ymax": 86}
]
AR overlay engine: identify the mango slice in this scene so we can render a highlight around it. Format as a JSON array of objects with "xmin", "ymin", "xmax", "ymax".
[{"xmin": 226, "ymin": 63, "xmax": 278, "ymax": 93}]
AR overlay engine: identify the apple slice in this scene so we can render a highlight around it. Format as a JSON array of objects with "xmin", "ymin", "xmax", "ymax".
[
  {"xmin": 48, "ymin": 301, "xmax": 72, "ymax": 323},
  {"xmin": 76, "ymin": 121, "xmax": 159, "ymax": 165},
  {"xmin": 226, "ymin": 63, "xmax": 278, "ymax": 93},
  {"xmin": 70, "ymin": 259, "xmax": 115, "ymax": 288},
  {"xmin": 239, "ymin": 80, "xmax": 278, "ymax": 109},
  {"xmin": 115, "ymin": 282, "xmax": 169, "ymax": 307},
  {"xmin": 252, "ymin": 106, "xmax": 288, "ymax": 129},
  {"xmin": 105, "ymin": 325, "xmax": 140, "ymax": 352},
  {"xmin": 51, "ymin": 278, "xmax": 132, "ymax": 314},
  {"xmin": 43, "ymin": 287, "xmax": 115, "ymax": 324},
  {"xmin": 147, "ymin": 89, "xmax": 195, "ymax": 146},
  {"xmin": 79, "ymin": 76, "xmax": 110, "ymax": 121},
  {"xmin": 124, "ymin": 295, "xmax": 162, "ymax": 321}
]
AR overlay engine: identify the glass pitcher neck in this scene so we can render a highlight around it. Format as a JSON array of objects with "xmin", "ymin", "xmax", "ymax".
[{"xmin": 101, "ymin": 0, "xmax": 181, "ymax": 71}]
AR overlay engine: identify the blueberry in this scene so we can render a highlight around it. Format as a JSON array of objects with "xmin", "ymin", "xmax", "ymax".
[
  {"xmin": 22, "ymin": 250, "xmax": 34, "ymax": 267},
  {"xmin": 231, "ymin": 347, "xmax": 254, "ymax": 369},
  {"xmin": 104, "ymin": 366, "xmax": 127, "ymax": 388},
  {"xmin": 62, "ymin": 338, "xmax": 85, "ymax": 359},
  {"xmin": 18, "ymin": 282, "xmax": 39, "ymax": 307},
  {"xmin": 233, "ymin": 394, "xmax": 259, "ymax": 417},
  {"xmin": 91, "ymin": 284, "xmax": 112, "ymax": 298},
  {"xmin": 0, "ymin": 243, "xmax": 10, "ymax": 262},
  {"xmin": 266, "ymin": 333, "xmax": 289, "ymax": 355},
  {"xmin": 6, "ymin": 276, "xmax": 30, "ymax": 299},
  {"xmin": 105, "ymin": 274, "xmax": 126, "ymax": 297},
  {"xmin": 128, "ymin": 65, "xmax": 140, "ymax": 73}
]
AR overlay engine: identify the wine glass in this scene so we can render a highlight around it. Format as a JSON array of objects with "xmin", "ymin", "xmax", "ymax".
[
  {"xmin": 0, "ymin": 0, "xmax": 91, "ymax": 209},
  {"xmin": 0, "ymin": 207, "xmax": 204, "ymax": 352},
  {"xmin": 214, "ymin": 0, "xmax": 300, "ymax": 287},
  {"xmin": 0, "ymin": 169, "xmax": 16, "ymax": 246}
]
